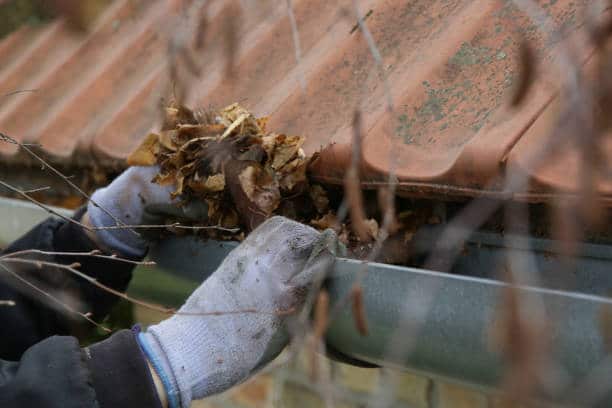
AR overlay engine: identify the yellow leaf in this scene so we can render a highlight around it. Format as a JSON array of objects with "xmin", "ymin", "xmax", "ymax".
[
  {"xmin": 204, "ymin": 174, "xmax": 226, "ymax": 192},
  {"xmin": 127, "ymin": 133, "xmax": 160, "ymax": 166},
  {"xmin": 189, "ymin": 173, "xmax": 226, "ymax": 193},
  {"xmin": 257, "ymin": 116, "xmax": 269, "ymax": 133}
]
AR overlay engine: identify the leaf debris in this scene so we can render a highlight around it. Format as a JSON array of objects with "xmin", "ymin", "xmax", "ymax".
[{"xmin": 128, "ymin": 102, "xmax": 323, "ymax": 237}]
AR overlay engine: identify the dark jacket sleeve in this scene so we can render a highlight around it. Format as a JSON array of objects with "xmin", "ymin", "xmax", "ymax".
[
  {"xmin": 0, "ymin": 209, "xmax": 136, "ymax": 359},
  {"xmin": 0, "ymin": 329, "xmax": 162, "ymax": 408},
  {"xmin": 0, "ymin": 212, "xmax": 162, "ymax": 407}
]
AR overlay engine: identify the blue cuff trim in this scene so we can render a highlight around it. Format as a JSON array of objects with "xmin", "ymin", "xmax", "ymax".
[{"xmin": 137, "ymin": 332, "xmax": 181, "ymax": 408}]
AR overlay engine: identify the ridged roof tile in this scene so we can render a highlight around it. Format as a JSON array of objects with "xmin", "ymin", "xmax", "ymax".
[{"xmin": 0, "ymin": 0, "xmax": 607, "ymax": 202}]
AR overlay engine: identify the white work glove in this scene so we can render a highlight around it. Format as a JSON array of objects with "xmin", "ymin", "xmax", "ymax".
[
  {"xmin": 136, "ymin": 216, "xmax": 340, "ymax": 408},
  {"xmin": 87, "ymin": 166, "xmax": 207, "ymax": 258}
]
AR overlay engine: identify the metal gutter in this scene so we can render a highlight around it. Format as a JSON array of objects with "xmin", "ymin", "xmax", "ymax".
[
  {"xmin": 147, "ymin": 235, "xmax": 612, "ymax": 405},
  {"xmin": 2, "ymin": 196, "xmax": 612, "ymax": 404},
  {"xmin": 0, "ymin": 196, "xmax": 70, "ymax": 246}
]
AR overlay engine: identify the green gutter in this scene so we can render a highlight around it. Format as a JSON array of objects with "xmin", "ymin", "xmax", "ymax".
[{"xmin": 2, "ymin": 197, "xmax": 612, "ymax": 405}]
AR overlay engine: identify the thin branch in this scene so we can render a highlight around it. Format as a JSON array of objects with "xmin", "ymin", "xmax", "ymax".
[
  {"xmin": 0, "ymin": 178, "xmax": 239, "ymax": 233},
  {"xmin": 1, "ymin": 257, "xmax": 175, "ymax": 313},
  {"xmin": 1, "ymin": 249, "xmax": 156, "ymax": 266},
  {"xmin": 0, "ymin": 179, "xmax": 91, "ymax": 228},
  {"xmin": 91, "ymin": 223, "xmax": 240, "ymax": 233},
  {"xmin": 0, "ymin": 132, "xmax": 138, "ymax": 237},
  {"xmin": 344, "ymin": 110, "xmax": 371, "ymax": 241},
  {"xmin": 285, "ymin": 0, "xmax": 306, "ymax": 92},
  {"xmin": 0, "ymin": 300, "xmax": 15, "ymax": 306},
  {"xmin": 1, "ymin": 89, "xmax": 38, "ymax": 101},
  {"xmin": 0, "ymin": 262, "xmax": 111, "ymax": 332},
  {"xmin": 351, "ymin": 0, "xmax": 393, "ymax": 112},
  {"xmin": 0, "ymin": 258, "xmax": 295, "ymax": 318},
  {"xmin": 20, "ymin": 186, "xmax": 51, "ymax": 194}
]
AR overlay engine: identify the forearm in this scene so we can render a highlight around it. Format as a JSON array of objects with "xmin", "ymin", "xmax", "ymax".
[{"xmin": 0, "ymin": 210, "xmax": 138, "ymax": 359}]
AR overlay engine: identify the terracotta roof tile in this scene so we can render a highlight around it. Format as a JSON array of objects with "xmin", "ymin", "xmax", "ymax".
[{"xmin": 0, "ymin": 0, "xmax": 606, "ymax": 202}]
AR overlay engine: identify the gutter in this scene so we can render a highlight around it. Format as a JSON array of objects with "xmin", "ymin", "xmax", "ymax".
[
  {"xmin": 0, "ymin": 196, "xmax": 70, "ymax": 246},
  {"xmin": 2, "ymin": 196, "xmax": 611, "ymax": 405},
  {"xmin": 148, "ymin": 236, "xmax": 612, "ymax": 405}
]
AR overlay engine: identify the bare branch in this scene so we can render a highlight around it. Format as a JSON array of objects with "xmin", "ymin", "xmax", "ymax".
[
  {"xmin": 0, "ymin": 257, "xmax": 295, "ymax": 318},
  {"xmin": 0, "ymin": 179, "xmax": 93, "ymax": 229},
  {"xmin": 1, "ymin": 178, "xmax": 239, "ymax": 234},
  {"xmin": 0, "ymin": 132, "xmax": 138, "ymax": 237},
  {"xmin": 351, "ymin": 0, "xmax": 393, "ymax": 112},
  {"xmin": 0, "ymin": 300, "xmax": 15, "ymax": 306},
  {"xmin": 344, "ymin": 110, "xmax": 371, "ymax": 241},
  {"xmin": 1, "ymin": 89, "xmax": 38, "ymax": 101},
  {"xmin": 350, "ymin": 284, "xmax": 368, "ymax": 336},
  {"xmin": 1, "ymin": 249, "xmax": 156, "ymax": 266},
  {"xmin": 285, "ymin": 0, "xmax": 306, "ymax": 92},
  {"xmin": 0, "ymin": 262, "xmax": 111, "ymax": 332},
  {"xmin": 91, "ymin": 223, "xmax": 240, "ymax": 233},
  {"xmin": 20, "ymin": 186, "xmax": 51, "ymax": 194}
]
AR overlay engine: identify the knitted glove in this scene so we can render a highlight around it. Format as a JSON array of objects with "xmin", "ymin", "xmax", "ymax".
[
  {"xmin": 87, "ymin": 166, "xmax": 208, "ymax": 258},
  {"xmin": 137, "ymin": 216, "xmax": 340, "ymax": 408}
]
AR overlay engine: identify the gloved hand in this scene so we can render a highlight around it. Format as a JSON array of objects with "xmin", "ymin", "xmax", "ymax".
[
  {"xmin": 137, "ymin": 216, "xmax": 341, "ymax": 408},
  {"xmin": 87, "ymin": 166, "xmax": 208, "ymax": 258}
]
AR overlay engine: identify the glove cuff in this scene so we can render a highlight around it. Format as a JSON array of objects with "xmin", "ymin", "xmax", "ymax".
[{"xmin": 137, "ymin": 332, "xmax": 184, "ymax": 408}]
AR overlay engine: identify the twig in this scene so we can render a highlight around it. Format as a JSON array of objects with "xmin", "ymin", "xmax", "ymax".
[
  {"xmin": 351, "ymin": 0, "xmax": 393, "ymax": 112},
  {"xmin": 350, "ymin": 284, "xmax": 368, "ymax": 336},
  {"xmin": 1, "ymin": 177, "xmax": 239, "ymax": 233},
  {"xmin": 91, "ymin": 223, "xmax": 240, "ymax": 233},
  {"xmin": 1, "ymin": 257, "xmax": 176, "ymax": 313},
  {"xmin": 344, "ymin": 110, "xmax": 371, "ymax": 242},
  {"xmin": 0, "ymin": 257, "xmax": 295, "ymax": 318},
  {"xmin": 1, "ymin": 89, "xmax": 38, "ymax": 100},
  {"xmin": 0, "ymin": 300, "xmax": 15, "ymax": 306},
  {"xmin": 350, "ymin": 9, "xmax": 373, "ymax": 34},
  {"xmin": 222, "ymin": 1, "xmax": 240, "ymax": 80},
  {"xmin": 312, "ymin": 289, "xmax": 329, "ymax": 341},
  {"xmin": 0, "ymin": 179, "xmax": 92, "ymax": 229},
  {"xmin": 0, "ymin": 132, "xmax": 138, "ymax": 237},
  {"xmin": 20, "ymin": 186, "xmax": 51, "ymax": 194},
  {"xmin": 1, "ymin": 249, "xmax": 156, "ymax": 266},
  {"xmin": 0, "ymin": 262, "xmax": 111, "ymax": 332},
  {"xmin": 285, "ymin": 0, "xmax": 306, "ymax": 92}
]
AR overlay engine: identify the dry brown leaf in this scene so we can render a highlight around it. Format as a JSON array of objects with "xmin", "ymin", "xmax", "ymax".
[
  {"xmin": 203, "ymin": 174, "xmax": 225, "ymax": 192},
  {"xmin": 260, "ymin": 134, "xmax": 278, "ymax": 159},
  {"xmin": 163, "ymin": 105, "xmax": 198, "ymax": 130},
  {"xmin": 257, "ymin": 116, "xmax": 269, "ymax": 133},
  {"xmin": 310, "ymin": 212, "xmax": 338, "ymax": 230},
  {"xmin": 271, "ymin": 135, "xmax": 304, "ymax": 169},
  {"xmin": 279, "ymin": 159, "xmax": 308, "ymax": 192},
  {"xmin": 153, "ymin": 171, "xmax": 176, "ymax": 186},
  {"xmin": 364, "ymin": 218, "xmax": 379, "ymax": 240},
  {"xmin": 310, "ymin": 185, "xmax": 329, "ymax": 214},
  {"xmin": 158, "ymin": 130, "xmax": 179, "ymax": 151},
  {"xmin": 134, "ymin": 102, "xmax": 335, "ymax": 238},
  {"xmin": 171, "ymin": 175, "xmax": 185, "ymax": 198},
  {"xmin": 127, "ymin": 133, "xmax": 160, "ymax": 166},
  {"xmin": 220, "ymin": 113, "xmax": 250, "ymax": 140},
  {"xmin": 238, "ymin": 165, "xmax": 281, "ymax": 215}
]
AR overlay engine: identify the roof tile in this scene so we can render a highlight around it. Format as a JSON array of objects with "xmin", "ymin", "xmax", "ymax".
[{"xmin": 0, "ymin": 0, "xmax": 606, "ymax": 202}]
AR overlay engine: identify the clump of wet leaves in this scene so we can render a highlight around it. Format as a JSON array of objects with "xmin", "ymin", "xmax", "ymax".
[{"xmin": 127, "ymin": 102, "xmax": 328, "ymax": 238}]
